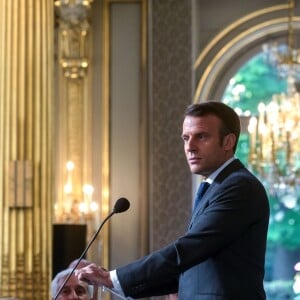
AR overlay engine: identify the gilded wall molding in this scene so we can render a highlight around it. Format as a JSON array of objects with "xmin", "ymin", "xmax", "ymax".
[
  {"xmin": 54, "ymin": 0, "xmax": 94, "ymax": 226},
  {"xmin": 0, "ymin": 1, "xmax": 54, "ymax": 299},
  {"xmin": 54, "ymin": 0, "xmax": 93, "ymax": 78}
]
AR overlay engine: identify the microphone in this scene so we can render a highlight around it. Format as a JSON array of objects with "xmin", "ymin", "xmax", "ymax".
[
  {"xmin": 53, "ymin": 197, "xmax": 130, "ymax": 300},
  {"xmin": 113, "ymin": 197, "xmax": 130, "ymax": 213}
]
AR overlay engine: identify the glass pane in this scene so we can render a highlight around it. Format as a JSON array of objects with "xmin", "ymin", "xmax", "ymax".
[{"xmin": 222, "ymin": 52, "xmax": 300, "ymax": 299}]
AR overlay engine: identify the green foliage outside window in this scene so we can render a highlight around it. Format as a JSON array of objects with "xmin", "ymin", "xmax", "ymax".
[
  {"xmin": 222, "ymin": 53, "xmax": 300, "ymax": 250},
  {"xmin": 223, "ymin": 53, "xmax": 286, "ymax": 112}
]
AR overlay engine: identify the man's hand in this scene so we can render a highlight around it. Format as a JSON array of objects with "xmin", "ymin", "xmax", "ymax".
[{"xmin": 75, "ymin": 263, "xmax": 113, "ymax": 289}]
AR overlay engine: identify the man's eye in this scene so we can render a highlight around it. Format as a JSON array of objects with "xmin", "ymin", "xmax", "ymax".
[
  {"xmin": 62, "ymin": 288, "xmax": 70, "ymax": 295},
  {"xmin": 198, "ymin": 133, "xmax": 207, "ymax": 140},
  {"xmin": 76, "ymin": 287, "xmax": 87, "ymax": 295}
]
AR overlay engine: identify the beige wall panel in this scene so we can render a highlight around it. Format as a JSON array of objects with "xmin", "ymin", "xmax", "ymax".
[{"xmin": 110, "ymin": 2, "xmax": 143, "ymax": 267}]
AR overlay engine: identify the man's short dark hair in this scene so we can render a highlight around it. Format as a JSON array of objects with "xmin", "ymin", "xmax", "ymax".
[{"xmin": 184, "ymin": 101, "xmax": 241, "ymax": 153}]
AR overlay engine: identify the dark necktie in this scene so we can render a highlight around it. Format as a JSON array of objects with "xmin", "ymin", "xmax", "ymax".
[{"xmin": 193, "ymin": 181, "xmax": 210, "ymax": 211}]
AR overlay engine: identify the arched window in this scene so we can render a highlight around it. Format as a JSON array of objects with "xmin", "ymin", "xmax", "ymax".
[
  {"xmin": 194, "ymin": 5, "xmax": 300, "ymax": 296},
  {"xmin": 222, "ymin": 53, "xmax": 300, "ymax": 293}
]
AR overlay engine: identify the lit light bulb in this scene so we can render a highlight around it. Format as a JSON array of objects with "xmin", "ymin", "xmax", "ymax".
[
  {"xmin": 83, "ymin": 184, "xmax": 94, "ymax": 195},
  {"xmin": 66, "ymin": 161, "xmax": 75, "ymax": 171}
]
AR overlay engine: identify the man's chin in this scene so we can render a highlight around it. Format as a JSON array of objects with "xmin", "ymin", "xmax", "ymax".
[
  {"xmin": 190, "ymin": 165, "xmax": 202, "ymax": 174},
  {"xmin": 190, "ymin": 166, "xmax": 209, "ymax": 177}
]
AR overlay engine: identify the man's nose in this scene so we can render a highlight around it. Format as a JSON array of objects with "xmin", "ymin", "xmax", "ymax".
[
  {"xmin": 67, "ymin": 290, "xmax": 79, "ymax": 299},
  {"xmin": 186, "ymin": 139, "xmax": 196, "ymax": 152}
]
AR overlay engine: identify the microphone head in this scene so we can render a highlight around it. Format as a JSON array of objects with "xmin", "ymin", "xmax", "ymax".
[{"xmin": 113, "ymin": 197, "xmax": 130, "ymax": 213}]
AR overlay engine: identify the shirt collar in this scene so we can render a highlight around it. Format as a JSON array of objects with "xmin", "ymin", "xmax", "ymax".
[{"xmin": 205, "ymin": 156, "xmax": 236, "ymax": 184}]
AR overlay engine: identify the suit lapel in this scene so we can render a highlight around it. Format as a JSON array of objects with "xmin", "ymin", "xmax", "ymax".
[
  {"xmin": 189, "ymin": 159, "xmax": 245, "ymax": 227},
  {"xmin": 213, "ymin": 159, "xmax": 244, "ymax": 184}
]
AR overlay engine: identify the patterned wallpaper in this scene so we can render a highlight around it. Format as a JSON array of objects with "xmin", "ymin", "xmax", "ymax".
[{"xmin": 149, "ymin": 0, "xmax": 194, "ymax": 251}]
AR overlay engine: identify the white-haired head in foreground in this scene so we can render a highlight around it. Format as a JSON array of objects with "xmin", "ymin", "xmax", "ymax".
[{"xmin": 51, "ymin": 268, "xmax": 92, "ymax": 299}]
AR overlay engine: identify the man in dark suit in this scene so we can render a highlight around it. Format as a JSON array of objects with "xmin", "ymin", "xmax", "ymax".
[{"xmin": 76, "ymin": 101, "xmax": 270, "ymax": 299}]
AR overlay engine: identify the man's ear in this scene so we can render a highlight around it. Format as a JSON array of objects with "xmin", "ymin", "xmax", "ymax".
[{"xmin": 223, "ymin": 133, "xmax": 236, "ymax": 150}]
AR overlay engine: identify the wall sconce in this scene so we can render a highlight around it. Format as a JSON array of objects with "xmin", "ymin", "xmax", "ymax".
[{"xmin": 54, "ymin": 161, "xmax": 98, "ymax": 223}]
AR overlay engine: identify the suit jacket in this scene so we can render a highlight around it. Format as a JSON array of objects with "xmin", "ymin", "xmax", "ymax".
[{"xmin": 117, "ymin": 159, "xmax": 270, "ymax": 299}]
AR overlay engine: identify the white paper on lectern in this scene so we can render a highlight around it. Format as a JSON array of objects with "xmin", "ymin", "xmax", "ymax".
[{"xmin": 102, "ymin": 286, "xmax": 135, "ymax": 300}]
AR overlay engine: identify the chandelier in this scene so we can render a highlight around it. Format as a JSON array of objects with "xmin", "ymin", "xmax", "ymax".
[
  {"xmin": 262, "ymin": 0, "xmax": 300, "ymax": 79},
  {"xmin": 54, "ymin": 161, "xmax": 99, "ymax": 223},
  {"xmin": 248, "ymin": 76, "xmax": 300, "ymax": 207},
  {"xmin": 248, "ymin": 0, "xmax": 300, "ymax": 213}
]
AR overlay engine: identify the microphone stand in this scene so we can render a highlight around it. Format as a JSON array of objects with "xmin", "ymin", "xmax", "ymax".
[{"xmin": 53, "ymin": 211, "xmax": 114, "ymax": 300}]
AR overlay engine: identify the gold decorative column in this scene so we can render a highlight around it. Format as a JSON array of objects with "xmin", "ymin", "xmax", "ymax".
[{"xmin": 0, "ymin": 1, "xmax": 54, "ymax": 300}]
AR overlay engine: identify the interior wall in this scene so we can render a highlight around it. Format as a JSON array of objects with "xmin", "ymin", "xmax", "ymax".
[
  {"xmin": 91, "ymin": 0, "xmax": 195, "ymax": 270},
  {"xmin": 91, "ymin": 0, "xmax": 149, "ymax": 269},
  {"xmin": 109, "ymin": 2, "xmax": 144, "ymax": 267}
]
